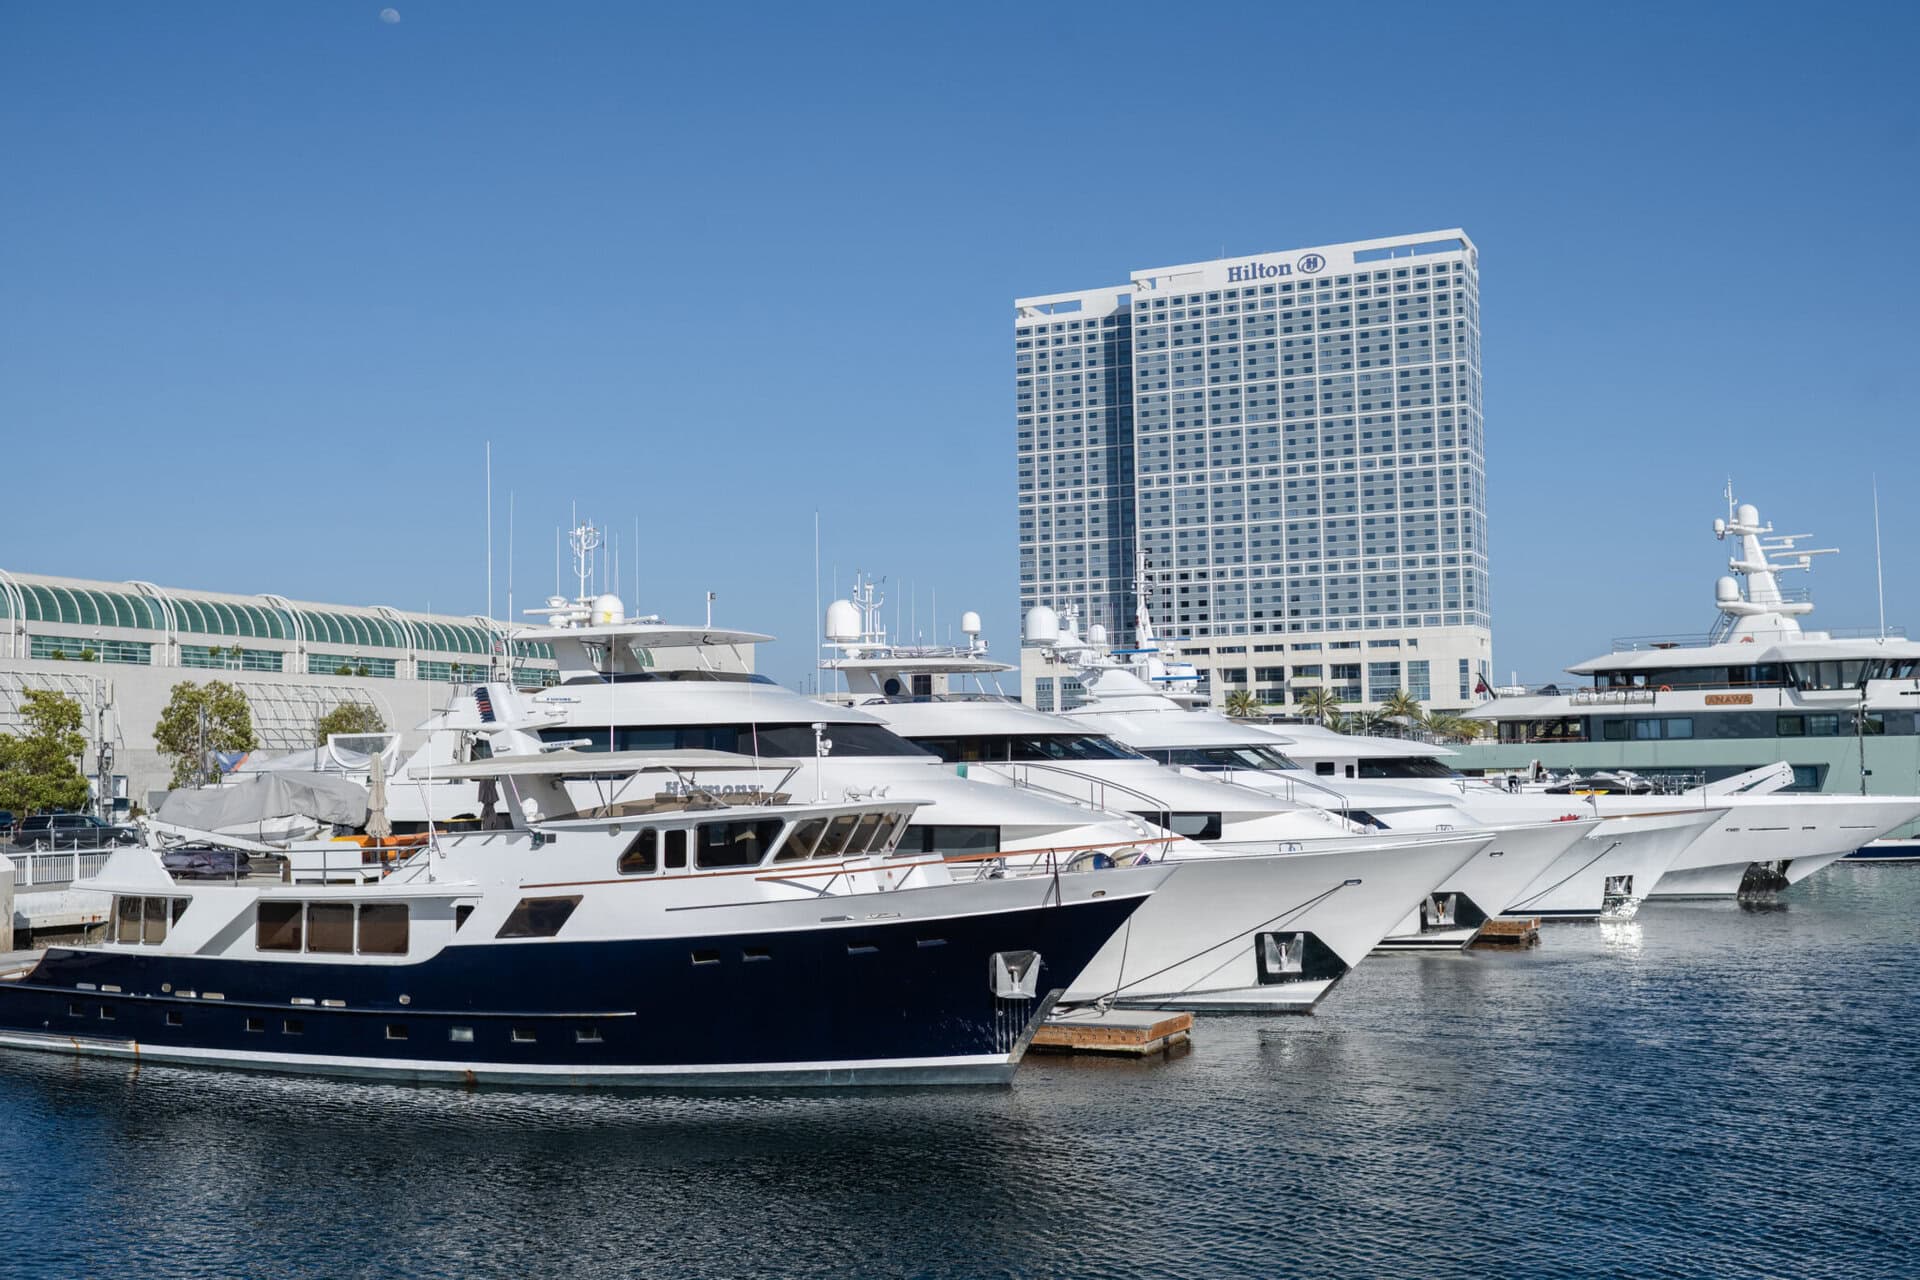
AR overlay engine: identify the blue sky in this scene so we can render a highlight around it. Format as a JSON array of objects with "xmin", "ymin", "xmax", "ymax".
[{"xmin": 3, "ymin": 3, "xmax": 1916, "ymax": 692}]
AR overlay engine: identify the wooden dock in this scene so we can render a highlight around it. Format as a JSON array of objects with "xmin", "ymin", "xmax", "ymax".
[
  {"xmin": 1031, "ymin": 1008, "xmax": 1192, "ymax": 1057},
  {"xmin": 1473, "ymin": 916, "xmax": 1541, "ymax": 948}
]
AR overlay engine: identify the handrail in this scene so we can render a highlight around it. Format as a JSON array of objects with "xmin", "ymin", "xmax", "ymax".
[
  {"xmin": 1205, "ymin": 767, "xmax": 1352, "ymax": 822},
  {"xmin": 991, "ymin": 760, "xmax": 1178, "ymax": 823}
]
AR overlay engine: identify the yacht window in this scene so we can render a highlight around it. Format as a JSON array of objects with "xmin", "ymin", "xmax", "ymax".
[
  {"xmin": 358, "ymin": 904, "xmax": 410, "ymax": 955},
  {"xmin": 908, "ymin": 734, "xmax": 1148, "ymax": 763},
  {"xmin": 496, "ymin": 896, "xmax": 582, "ymax": 939},
  {"xmin": 1777, "ymin": 714, "xmax": 1806, "ymax": 737},
  {"xmin": 663, "ymin": 829, "xmax": 687, "ymax": 870},
  {"xmin": 256, "ymin": 902, "xmax": 304, "ymax": 952},
  {"xmin": 1666, "ymin": 718, "xmax": 1694, "ymax": 739},
  {"xmin": 904, "ymin": 825, "xmax": 1000, "ymax": 857},
  {"xmin": 140, "ymin": 897, "xmax": 168, "ymax": 946},
  {"xmin": 1150, "ymin": 745, "xmax": 1300, "ymax": 771},
  {"xmin": 847, "ymin": 813, "xmax": 886, "ymax": 855},
  {"xmin": 777, "ymin": 818, "xmax": 830, "ymax": 862},
  {"xmin": 1131, "ymin": 811, "xmax": 1224, "ymax": 841},
  {"xmin": 879, "ymin": 812, "xmax": 913, "ymax": 853},
  {"xmin": 1356, "ymin": 757, "xmax": 1458, "ymax": 779},
  {"xmin": 696, "ymin": 819, "xmax": 784, "ymax": 869},
  {"xmin": 1808, "ymin": 714, "xmax": 1840, "ymax": 737},
  {"xmin": 536, "ymin": 722, "xmax": 931, "ymax": 759},
  {"xmin": 815, "ymin": 814, "xmax": 862, "ymax": 859},
  {"xmin": 1315, "ymin": 762, "xmax": 1336, "ymax": 776},
  {"xmin": 1602, "ymin": 720, "xmax": 1628, "ymax": 741},
  {"xmin": 307, "ymin": 903, "xmax": 355, "ymax": 954},
  {"xmin": 114, "ymin": 895, "xmax": 141, "ymax": 944},
  {"xmin": 618, "ymin": 829, "xmax": 658, "ymax": 875}
]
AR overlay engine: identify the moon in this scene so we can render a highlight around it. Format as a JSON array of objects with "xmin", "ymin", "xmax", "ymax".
[{"xmin": 379, "ymin": 7, "xmax": 401, "ymax": 22}]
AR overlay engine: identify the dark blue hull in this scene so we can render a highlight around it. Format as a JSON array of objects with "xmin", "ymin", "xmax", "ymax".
[
  {"xmin": 1843, "ymin": 842, "xmax": 1920, "ymax": 864},
  {"xmin": 0, "ymin": 896, "xmax": 1145, "ymax": 1087}
]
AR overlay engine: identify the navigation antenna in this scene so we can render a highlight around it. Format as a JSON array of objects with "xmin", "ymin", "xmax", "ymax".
[
  {"xmin": 1873, "ymin": 474, "xmax": 1886, "ymax": 640},
  {"xmin": 570, "ymin": 521, "xmax": 601, "ymax": 605}
]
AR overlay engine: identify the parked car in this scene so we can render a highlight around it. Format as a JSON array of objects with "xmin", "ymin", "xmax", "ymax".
[
  {"xmin": 0, "ymin": 811, "xmax": 14, "ymax": 838},
  {"xmin": 9, "ymin": 813, "xmax": 141, "ymax": 849}
]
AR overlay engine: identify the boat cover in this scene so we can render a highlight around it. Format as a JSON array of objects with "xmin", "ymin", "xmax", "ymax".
[{"xmin": 157, "ymin": 773, "xmax": 369, "ymax": 829}]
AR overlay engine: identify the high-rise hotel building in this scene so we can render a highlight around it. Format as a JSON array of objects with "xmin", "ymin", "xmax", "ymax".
[{"xmin": 1016, "ymin": 230, "xmax": 1492, "ymax": 712}]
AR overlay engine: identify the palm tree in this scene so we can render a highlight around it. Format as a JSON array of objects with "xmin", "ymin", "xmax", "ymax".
[
  {"xmin": 1223, "ymin": 689, "xmax": 1261, "ymax": 719},
  {"xmin": 1346, "ymin": 708, "xmax": 1389, "ymax": 736},
  {"xmin": 1379, "ymin": 689, "xmax": 1425, "ymax": 736},
  {"xmin": 1425, "ymin": 714, "xmax": 1485, "ymax": 743},
  {"xmin": 1294, "ymin": 686, "xmax": 1344, "ymax": 727}
]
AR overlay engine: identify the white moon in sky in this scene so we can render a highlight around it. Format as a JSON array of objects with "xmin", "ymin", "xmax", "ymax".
[{"xmin": 379, "ymin": 8, "xmax": 401, "ymax": 22}]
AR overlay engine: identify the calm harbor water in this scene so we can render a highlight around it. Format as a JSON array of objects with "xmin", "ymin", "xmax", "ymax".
[{"xmin": 3, "ymin": 867, "xmax": 1916, "ymax": 1280}]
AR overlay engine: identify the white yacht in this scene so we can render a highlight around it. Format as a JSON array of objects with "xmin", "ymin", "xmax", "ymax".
[
  {"xmin": 1019, "ymin": 596, "xmax": 1715, "ymax": 930},
  {"xmin": 0, "ymin": 755, "xmax": 1169, "ymax": 1087},
  {"xmin": 1452, "ymin": 492, "xmax": 1920, "ymax": 892},
  {"xmin": 818, "ymin": 581, "xmax": 1494, "ymax": 1009}
]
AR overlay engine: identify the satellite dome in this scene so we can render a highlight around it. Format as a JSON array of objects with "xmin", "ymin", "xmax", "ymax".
[
  {"xmin": 591, "ymin": 594, "xmax": 625, "ymax": 625},
  {"xmin": 1023, "ymin": 605, "xmax": 1060, "ymax": 645},
  {"xmin": 1715, "ymin": 576, "xmax": 1740, "ymax": 603},
  {"xmin": 1737, "ymin": 503, "xmax": 1760, "ymax": 527},
  {"xmin": 1087, "ymin": 622, "xmax": 1108, "ymax": 647},
  {"xmin": 960, "ymin": 610, "xmax": 983, "ymax": 637},
  {"xmin": 825, "ymin": 599, "xmax": 861, "ymax": 643}
]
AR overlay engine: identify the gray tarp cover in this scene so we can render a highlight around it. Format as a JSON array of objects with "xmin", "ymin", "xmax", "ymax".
[{"xmin": 157, "ymin": 773, "xmax": 370, "ymax": 829}]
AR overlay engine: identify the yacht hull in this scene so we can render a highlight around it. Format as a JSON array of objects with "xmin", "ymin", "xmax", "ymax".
[
  {"xmin": 1502, "ymin": 810, "xmax": 1718, "ymax": 921},
  {"xmin": 0, "ymin": 894, "xmax": 1147, "ymax": 1088},
  {"xmin": 1058, "ymin": 833, "xmax": 1489, "ymax": 1014},
  {"xmin": 1376, "ymin": 820, "xmax": 1597, "ymax": 952},
  {"xmin": 1645, "ymin": 797, "xmax": 1920, "ymax": 897}
]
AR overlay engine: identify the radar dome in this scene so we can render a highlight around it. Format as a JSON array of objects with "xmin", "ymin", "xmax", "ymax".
[
  {"xmin": 1023, "ymin": 605, "xmax": 1060, "ymax": 645},
  {"xmin": 960, "ymin": 610, "xmax": 982, "ymax": 637},
  {"xmin": 825, "ymin": 599, "xmax": 861, "ymax": 643},
  {"xmin": 1737, "ymin": 503, "xmax": 1760, "ymax": 527},
  {"xmin": 1715, "ymin": 576, "xmax": 1740, "ymax": 603},
  {"xmin": 591, "ymin": 594, "xmax": 625, "ymax": 625},
  {"xmin": 1087, "ymin": 623, "xmax": 1108, "ymax": 647}
]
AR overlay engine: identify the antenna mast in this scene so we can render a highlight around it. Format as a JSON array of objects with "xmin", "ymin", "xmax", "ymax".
[{"xmin": 1874, "ymin": 475, "xmax": 1887, "ymax": 640}]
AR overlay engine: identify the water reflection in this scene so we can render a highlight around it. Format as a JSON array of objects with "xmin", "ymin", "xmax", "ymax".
[{"xmin": 4, "ymin": 870, "xmax": 1918, "ymax": 1279}]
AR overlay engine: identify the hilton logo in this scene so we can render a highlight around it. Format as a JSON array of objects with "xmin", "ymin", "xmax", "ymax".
[{"xmin": 1225, "ymin": 253, "xmax": 1329, "ymax": 283}]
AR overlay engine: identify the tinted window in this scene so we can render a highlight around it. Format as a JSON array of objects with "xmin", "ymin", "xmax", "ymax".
[
  {"xmin": 1356, "ymin": 757, "xmax": 1459, "ymax": 779},
  {"xmin": 537, "ymin": 722, "xmax": 930, "ymax": 759},
  {"xmin": 358, "ymin": 904, "xmax": 409, "ymax": 955},
  {"xmin": 696, "ymin": 819, "xmax": 784, "ymax": 869},
  {"xmin": 905, "ymin": 825, "xmax": 999, "ymax": 856},
  {"xmin": 257, "ymin": 902, "xmax": 303, "ymax": 952},
  {"xmin": 497, "ymin": 896, "xmax": 582, "ymax": 939},
  {"xmin": 909, "ymin": 734, "xmax": 1147, "ymax": 763},
  {"xmin": 307, "ymin": 903, "xmax": 354, "ymax": 954},
  {"xmin": 618, "ymin": 829, "xmax": 657, "ymax": 875},
  {"xmin": 777, "ymin": 818, "xmax": 830, "ymax": 862}
]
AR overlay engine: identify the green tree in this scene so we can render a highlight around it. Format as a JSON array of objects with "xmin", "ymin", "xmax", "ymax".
[
  {"xmin": 1426, "ymin": 714, "xmax": 1486, "ymax": 743},
  {"xmin": 1223, "ymin": 689, "xmax": 1261, "ymax": 719},
  {"xmin": 314, "ymin": 702, "xmax": 387, "ymax": 746},
  {"xmin": 1346, "ymin": 708, "xmax": 1389, "ymax": 736},
  {"xmin": 79, "ymin": 647, "xmax": 99, "ymax": 663},
  {"xmin": 1380, "ymin": 689, "xmax": 1425, "ymax": 735},
  {"xmin": 0, "ymin": 689, "xmax": 92, "ymax": 814},
  {"xmin": 153, "ymin": 680, "xmax": 260, "ymax": 788},
  {"xmin": 1295, "ymin": 686, "xmax": 1345, "ymax": 727}
]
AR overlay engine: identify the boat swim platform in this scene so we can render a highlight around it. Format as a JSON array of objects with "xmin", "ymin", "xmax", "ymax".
[
  {"xmin": 1031, "ymin": 1008, "xmax": 1193, "ymax": 1057},
  {"xmin": 1470, "ymin": 916, "xmax": 1542, "ymax": 948}
]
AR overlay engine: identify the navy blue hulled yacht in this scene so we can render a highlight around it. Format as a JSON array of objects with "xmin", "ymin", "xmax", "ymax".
[{"xmin": 0, "ymin": 751, "xmax": 1165, "ymax": 1087}]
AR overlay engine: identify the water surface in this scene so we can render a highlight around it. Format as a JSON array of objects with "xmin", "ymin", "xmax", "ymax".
[{"xmin": 4, "ymin": 868, "xmax": 1915, "ymax": 1278}]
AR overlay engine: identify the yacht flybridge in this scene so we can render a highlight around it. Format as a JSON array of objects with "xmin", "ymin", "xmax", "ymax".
[
  {"xmin": 819, "ymin": 578, "xmax": 1494, "ymax": 1007},
  {"xmin": 0, "ymin": 751, "xmax": 1169, "ymax": 1087},
  {"xmin": 1452, "ymin": 490, "xmax": 1920, "ymax": 875}
]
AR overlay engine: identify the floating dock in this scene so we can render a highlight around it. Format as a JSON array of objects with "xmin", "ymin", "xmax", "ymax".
[
  {"xmin": 1472, "ymin": 916, "xmax": 1542, "ymax": 947},
  {"xmin": 1031, "ymin": 1008, "xmax": 1192, "ymax": 1057}
]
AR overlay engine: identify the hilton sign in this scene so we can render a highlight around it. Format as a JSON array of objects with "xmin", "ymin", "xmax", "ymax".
[{"xmin": 1226, "ymin": 253, "xmax": 1328, "ymax": 284}]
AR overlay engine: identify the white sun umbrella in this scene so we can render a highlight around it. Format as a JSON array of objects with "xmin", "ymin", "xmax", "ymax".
[{"xmin": 365, "ymin": 749, "xmax": 392, "ymax": 842}]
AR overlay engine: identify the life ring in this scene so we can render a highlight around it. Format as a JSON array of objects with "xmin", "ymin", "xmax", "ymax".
[{"xmin": 1657, "ymin": 684, "xmax": 1671, "ymax": 693}]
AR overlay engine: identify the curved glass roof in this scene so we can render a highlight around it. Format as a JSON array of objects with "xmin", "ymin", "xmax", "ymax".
[
  {"xmin": 3, "ymin": 575, "xmax": 555, "ymax": 663},
  {"xmin": 3, "ymin": 584, "xmax": 168, "ymax": 631}
]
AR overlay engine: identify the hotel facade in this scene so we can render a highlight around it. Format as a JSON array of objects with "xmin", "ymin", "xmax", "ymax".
[{"xmin": 1015, "ymin": 230, "xmax": 1492, "ymax": 713}]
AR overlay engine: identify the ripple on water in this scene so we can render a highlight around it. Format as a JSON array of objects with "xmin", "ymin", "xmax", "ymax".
[{"xmin": 2, "ymin": 867, "xmax": 1916, "ymax": 1279}]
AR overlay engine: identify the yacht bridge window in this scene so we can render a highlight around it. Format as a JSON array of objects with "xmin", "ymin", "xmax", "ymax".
[
  {"xmin": 537, "ymin": 722, "xmax": 931, "ymax": 759},
  {"xmin": 254, "ymin": 902, "xmax": 411, "ymax": 955},
  {"xmin": 1355, "ymin": 757, "xmax": 1460, "ymax": 779},
  {"xmin": 1597, "ymin": 664, "xmax": 1786, "ymax": 691},
  {"xmin": 112, "ymin": 895, "xmax": 190, "ymax": 946},
  {"xmin": 1143, "ymin": 745, "xmax": 1301, "ymax": 771},
  {"xmin": 1787, "ymin": 661, "xmax": 1872, "ymax": 692},
  {"xmin": 908, "ymin": 734, "xmax": 1148, "ymax": 763}
]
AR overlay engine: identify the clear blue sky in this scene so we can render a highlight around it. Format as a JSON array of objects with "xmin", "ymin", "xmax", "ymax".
[{"xmin": 4, "ymin": 3, "xmax": 1916, "ymax": 692}]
